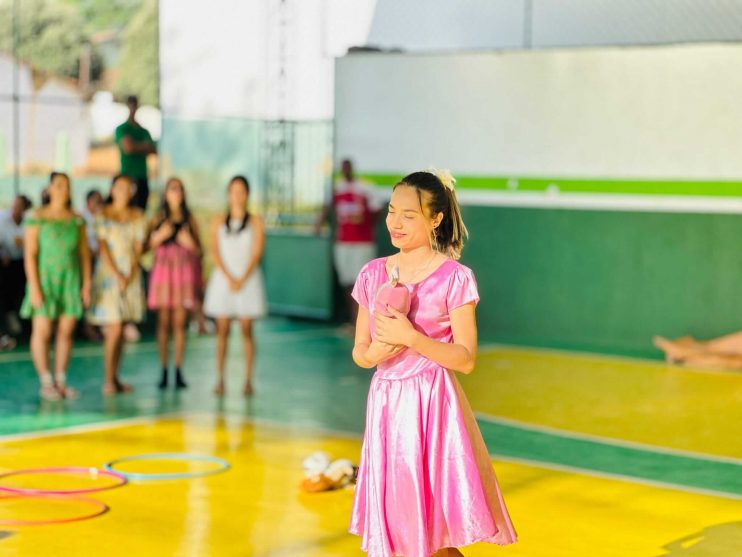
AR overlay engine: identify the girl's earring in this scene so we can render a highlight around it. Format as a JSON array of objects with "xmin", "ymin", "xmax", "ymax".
[{"xmin": 431, "ymin": 227, "xmax": 440, "ymax": 252}]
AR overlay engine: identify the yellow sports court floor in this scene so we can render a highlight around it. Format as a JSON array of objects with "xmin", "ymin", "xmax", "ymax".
[{"xmin": 0, "ymin": 319, "xmax": 740, "ymax": 556}]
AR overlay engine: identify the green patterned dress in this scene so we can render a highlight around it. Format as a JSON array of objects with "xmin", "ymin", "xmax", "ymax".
[{"xmin": 20, "ymin": 215, "xmax": 85, "ymax": 319}]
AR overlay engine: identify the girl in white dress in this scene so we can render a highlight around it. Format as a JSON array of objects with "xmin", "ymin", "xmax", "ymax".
[{"xmin": 204, "ymin": 176, "xmax": 266, "ymax": 395}]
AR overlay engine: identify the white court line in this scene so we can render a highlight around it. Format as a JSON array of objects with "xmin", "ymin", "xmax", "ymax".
[
  {"xmin": 475, "ymin": 412, "xmax": 742, "ymax": 466},
  {"xmin": 491, "ymin": 453, "xmax": 742, "ymax": 501},
  {"xmin": 0, "ymin": 411, "xmax": 184, "ymax": 442}
]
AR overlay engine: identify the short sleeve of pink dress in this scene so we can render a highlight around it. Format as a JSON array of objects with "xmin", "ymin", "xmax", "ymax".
[{"xmin": 349, "ymin": 257, "xmax": 517, "ymax": 557}]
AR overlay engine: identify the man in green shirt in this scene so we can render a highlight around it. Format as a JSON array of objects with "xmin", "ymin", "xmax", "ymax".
[{"xmin": 115, "ymin": 95, "xmax": 157, "ymax": 210}]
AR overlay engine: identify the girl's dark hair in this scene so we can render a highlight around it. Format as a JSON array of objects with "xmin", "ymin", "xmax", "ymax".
[
  {"xmin": 159, "ymin": 176, "xmax": 191, "ymax": 224},
  {"xmin": 394, "ymin": 170, "xmax": 468, "ymax": 260},
  {"xmin": 105, "ymin": 174, "xmax": 135, "ymax": 206},
  {"xmin": 225, "ymin": 175, "xmax": 250, "ymax": 234}
]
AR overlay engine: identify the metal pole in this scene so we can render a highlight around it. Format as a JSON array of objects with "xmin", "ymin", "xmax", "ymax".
[
  {"xmin": 523, "ymin": 0, "xmax": 533, "ymax": 50},
  {"xmin": 12, "ymin": 0, "xmax": 20, "ymax": 195}
]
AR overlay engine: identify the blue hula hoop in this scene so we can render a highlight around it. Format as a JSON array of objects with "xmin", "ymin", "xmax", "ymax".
[{"xmin": 103, "ymin": 453, "xmax": 231, "ymax": 481}]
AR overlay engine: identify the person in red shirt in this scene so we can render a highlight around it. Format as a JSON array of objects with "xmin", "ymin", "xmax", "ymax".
[{"xmin": 316, "ymin": 159, "xmax": 382, "ymax": 327}]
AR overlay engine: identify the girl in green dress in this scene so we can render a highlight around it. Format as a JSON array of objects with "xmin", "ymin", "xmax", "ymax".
[{"xmin": 21, "ymin": 172, "xmax": 92, "ymax": 401}]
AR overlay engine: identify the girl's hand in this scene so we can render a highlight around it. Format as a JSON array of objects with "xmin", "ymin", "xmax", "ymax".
[
  {"xmin": 81, "ymin": 283, "xmax": 91, "ymax": 308},
  {"xmin": 228, "ymin": 275, "xmax": 242, "ymax": 292},
  {"xmin": 116, "ymin": 273, "xmax": 128, "ymax": 292},
  {"xmin": 176, "ymin": 228, "xmax": 197, "ymax": 251},
  {"xmin": 364, "ymin": 340, "xmax": 405, "ymax": 365},
  {"xmin": 155, "ymin": 221, "xmax": 174, "ymax": 242},
  {"xmin": 374, "ymin": 307, "xmax": 417, "ymax": 347},
  {"xmin": 30, "ymin": 286, "xmax": 45, "ymax": 309}
]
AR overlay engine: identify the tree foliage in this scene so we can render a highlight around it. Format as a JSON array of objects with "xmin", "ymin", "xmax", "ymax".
[{"xmin": 0, "ymin": 0, "xmax": 104, "ymax": 81}]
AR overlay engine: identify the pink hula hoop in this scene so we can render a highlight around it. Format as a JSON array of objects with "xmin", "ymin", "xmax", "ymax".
[
  {"xmin": 0, "ymin": 467, "xmax": 127, "ymax": 496},
  {"xmin": 0, "ymin": 493, "xmax": 109, "ymax": 526}
]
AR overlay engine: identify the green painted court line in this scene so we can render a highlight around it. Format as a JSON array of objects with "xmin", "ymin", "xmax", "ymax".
[
  {"xmin": 361, "ymin": 173, "xmax": 742, "ymax": 197},
  {"xmin": 477, "ymin": 418, "xmax": 742, "ymax": 498}
]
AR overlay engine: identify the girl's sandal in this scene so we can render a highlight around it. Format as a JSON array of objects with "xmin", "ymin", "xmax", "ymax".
[
  {"xmin": 102, "ymin": 383, "xmax": 117, "ymax": 397},
  {"xmin": 55, "ymin": 375, "xmax": 80, "ymax": 400},
  {"xmin": 115, "ymin": 381, "xmax": 134, "ymax": 394},
  {"xmin": 39, "ymin": 384, "xmax": 62, "ymax": 401}
]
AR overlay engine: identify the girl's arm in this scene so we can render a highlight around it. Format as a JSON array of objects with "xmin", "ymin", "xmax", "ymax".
[
  {"xmin": 176, "ymin": 216, "xmax": 202, "ymax": 256},
  {"xmin": 23, "ymin": 221, "xmax": 43, "ymax": 308},
  {"xmin": 126, "ymin": 212, "xmax": 146, "ymax": 282},
  {"xmin": 78, "ymin": 221, "xmax": 92, "ymax": 307},
  {"xmin": 209, "ymin": 216, "xmax": 235, "ymax": 281},
  {"xmin": 375, "ymin": 303, "xmax": 478, "ymax": 373},
  {"xmin": 147, "ymin": 216, "xmax": 171, "ymax": 250},
  {"xmin": 238, "ymin": 216, "xmax": 265, "ymax": 283},
  {"xmin": 352, "ymin": 306, "xmax": 406, "ymax": 368}
]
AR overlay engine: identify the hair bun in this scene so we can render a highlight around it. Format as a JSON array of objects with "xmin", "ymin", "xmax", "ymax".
[{"xmin": 427, "ymin": 168, "xmax": 456, "ymax": 191}]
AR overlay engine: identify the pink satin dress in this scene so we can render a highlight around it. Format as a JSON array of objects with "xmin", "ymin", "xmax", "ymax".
[{"xmin": 350, "ymin": 257, "xmax": 517, "ymax": 557}]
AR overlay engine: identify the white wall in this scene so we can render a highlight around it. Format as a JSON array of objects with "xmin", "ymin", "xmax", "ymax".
[
  {"xmin": 159, "ymin": 0, "xmax": 376, "ymax": 120},
  {"xmin": 367, "ymin": 0, "xmax": 742, "ymax": 52},
  {"xmin": 335, "ymin": 44, "xmax": 742, "ymax": 179}
]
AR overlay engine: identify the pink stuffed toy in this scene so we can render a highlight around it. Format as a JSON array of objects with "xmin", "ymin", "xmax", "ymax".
[{"xmin": 374, "ymin": 264, "xmax": 411, "ymax": 317}]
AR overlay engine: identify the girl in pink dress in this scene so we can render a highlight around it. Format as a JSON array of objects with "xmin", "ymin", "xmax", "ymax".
[
  {"xmin": 350, "ymin": 170, "xmax": 517, "ymax": 557},
  {"xmin": 147, "ymin": 177, "xmax": 202, "ymax": 389}
]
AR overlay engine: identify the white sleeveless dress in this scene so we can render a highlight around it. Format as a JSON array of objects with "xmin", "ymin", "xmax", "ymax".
[{"xmin": 204, "ymin": 218, "xmax": 267, "ymax": 319}]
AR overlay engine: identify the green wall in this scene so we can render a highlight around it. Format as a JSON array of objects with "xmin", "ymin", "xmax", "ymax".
[
  {"xmin": 264, "ymin": 231, "xmax": 334, "ymax": 319},
  {"xmin": 458, "ymin": 206, "xmax": 742, "ymax": 357}
]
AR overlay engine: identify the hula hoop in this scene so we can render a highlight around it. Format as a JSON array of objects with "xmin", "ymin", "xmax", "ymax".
[
  {"xmin": 0, "ymin": 467, "xmax": 127, "ymax": 496},
  {"xmin": 103, "ymin": 453, "xmax": 231, "ymax": 481},
  {"xmin": 0, "ymin": 493, "xmax": 109, "ymax": 526}
]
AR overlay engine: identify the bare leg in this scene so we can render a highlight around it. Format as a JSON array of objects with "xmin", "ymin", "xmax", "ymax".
[
  {"xmin": 655, "ymin": 332, "xmax": 742, "ymax": 363},
  {"xmin": 30, "ymin": 316, "xmax": 52, "ymax": 378},
  {"xmin": 54, "ymin": 315, "xmax": 78, "ymax": 399},
  {"xmin": 240, "ymin": 319, "xmax": 255, "ymax": 395},
  {"xmin": 31, "ymin": 316, "xmax": 58, "ymax": 400},
  {"xmin": 675, "ymin": 353, "xmax": 742, "ymax": 369},
  {"xmin": 102, "ymin": 322, "xmax": 123, "ymax": 395},
  {"xmin": 432, "ymin": 549, "xmax": 464, "ymax": 557},
  {"xmin": 157, "ymin": 308, "xmax": 171, "ymax": 368},
  {"xmin": 214, "ymin": 318, "xmax": 231, "ymax": 395},
  {"xmin": 172, "ymin": 307, "xmax": 188, "ymax": 369},
  {"xmin": 697, "ymin": 332, "xmax": 742, "ymax": 355}
]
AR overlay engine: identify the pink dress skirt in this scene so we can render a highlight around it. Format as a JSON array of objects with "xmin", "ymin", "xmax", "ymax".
[{"xmin": 147, "ymin": 242, "xmax": 201, "ymax": 310}]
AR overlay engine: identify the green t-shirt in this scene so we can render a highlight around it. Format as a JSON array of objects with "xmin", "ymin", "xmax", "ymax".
[{"xmin": 115, "ymin": 120, "xmax": 154, "ymax": 179}]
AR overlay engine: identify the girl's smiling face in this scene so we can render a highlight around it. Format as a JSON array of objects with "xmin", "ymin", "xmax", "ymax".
[{"xmin": 386, "ymin": 185, "xmax": 442, "ymax": 251}]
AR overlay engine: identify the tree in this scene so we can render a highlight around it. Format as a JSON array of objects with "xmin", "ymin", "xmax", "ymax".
[
  {"xmin": 0, "ymin": 0, "xmax": 103, "ymax": 82},
  {"xmin": 113, "ymin": 0, "xmax": 158, "ymax": 106}
]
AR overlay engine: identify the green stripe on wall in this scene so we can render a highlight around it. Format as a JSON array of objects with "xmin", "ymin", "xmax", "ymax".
[{"xmin": 360, "ymin": 173, "xmax": 742, "ymax": 197}]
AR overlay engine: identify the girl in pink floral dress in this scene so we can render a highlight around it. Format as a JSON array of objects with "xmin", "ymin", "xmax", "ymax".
[{"xmin": 350, "ymin": 170, "xmax": 517, "ymax": 557}]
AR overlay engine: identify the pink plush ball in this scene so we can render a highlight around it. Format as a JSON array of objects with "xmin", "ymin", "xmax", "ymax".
[{"xmin": 374, "ymin": 282, "xmax": 411, "ymax": 317}]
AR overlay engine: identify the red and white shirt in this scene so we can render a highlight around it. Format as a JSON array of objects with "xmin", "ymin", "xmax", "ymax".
[{"xmin": 332, "ymin": 180, "xmax": 381, "ymax": 244}]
